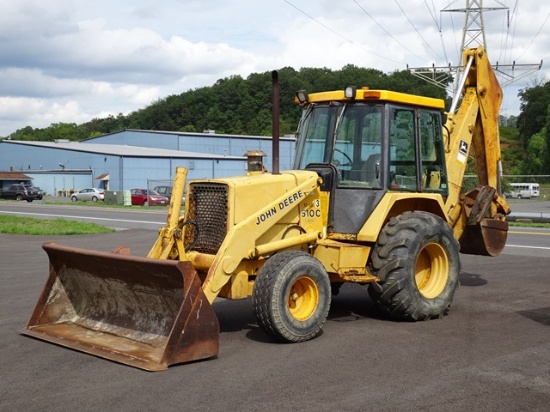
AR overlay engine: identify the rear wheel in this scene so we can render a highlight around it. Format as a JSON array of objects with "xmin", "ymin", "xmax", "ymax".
[
  {"xmin": 253, "ymin": 250, "xmax": 331, "ymax": 342},
  {"xmin": 16, "ymin": 194, "xmax": 23, "ymax": 201},
  {"xmin": 368, "ymin": 211, "xmax": 460, "ymax": 321},
  {"xmin": 92, "ymin": 196, "xmax": 98, "ymax": 202}
]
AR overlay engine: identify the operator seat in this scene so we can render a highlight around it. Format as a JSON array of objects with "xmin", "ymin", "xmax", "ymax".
[{"xmin": 361, "ymin": 153, "xmax": 381, "ymax": 185}]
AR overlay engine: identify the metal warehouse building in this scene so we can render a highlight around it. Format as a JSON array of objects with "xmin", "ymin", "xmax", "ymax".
[{"xmin": 0, "ymin": 130, "xmax": 296, "ymax": 196}]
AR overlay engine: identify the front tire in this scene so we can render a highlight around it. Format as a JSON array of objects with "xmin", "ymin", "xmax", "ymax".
[
  {"xmin": 253, "ymin": 250, "xmax": 331, "ymax": 343},
  {"xmin": 16, "ymin": 194, "xmax": 23, "ymax": 201},
  {"xmin": 368, "ymin": 211, "xmax": 460, "ymax": 321}
]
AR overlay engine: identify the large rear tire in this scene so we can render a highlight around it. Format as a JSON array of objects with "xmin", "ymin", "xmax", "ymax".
[
  {"xmin": 253, "ymin": 250, "xmax": 331, "ymax": 343},
  {"xmin": 368, "ymin": 211, "xmax": 460, "ymax": 321}
]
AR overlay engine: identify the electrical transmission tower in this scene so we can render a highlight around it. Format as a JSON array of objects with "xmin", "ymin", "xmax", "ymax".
[
  {"xmin": 408, "ymin": 0, "xmax": 542, "ymax": 105},
  {"xmin": 448, "ymin": 0, "xmax": 505, "ymax": 55}
]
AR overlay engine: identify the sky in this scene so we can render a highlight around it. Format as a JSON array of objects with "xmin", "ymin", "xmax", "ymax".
[{"xmin": 0, "ymin": 0, "xmax": 548, "ymax": 137}]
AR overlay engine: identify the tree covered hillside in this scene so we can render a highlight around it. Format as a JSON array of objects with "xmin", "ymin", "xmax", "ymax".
[
  {"xmin": 5, "ymin": 65, "xmax": 448, "ymax": 140},
  {"xmin": 3, "ymin": 67, "xmax": 549, "ymax": 175}
]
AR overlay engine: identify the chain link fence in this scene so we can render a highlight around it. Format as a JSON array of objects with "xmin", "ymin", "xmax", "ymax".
[{"xmin": 463, "ymin": 175, "xmax": 550, "ymax": 199}]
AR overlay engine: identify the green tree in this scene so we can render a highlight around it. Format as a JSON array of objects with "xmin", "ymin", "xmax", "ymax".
[
  {"xmin": 517, "ymin": 81, "xmax": 550, "ymax": 149},
  {"xmin": 523, "ymin": 129, "xmax": 547, "ymax": 174},
  {"xmin": 546, "ymin": 107, "xmax": 550, "ymax": 173}
]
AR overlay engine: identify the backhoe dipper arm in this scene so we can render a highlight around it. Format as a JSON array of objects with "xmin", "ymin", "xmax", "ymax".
[
  {"xmin": 443, "ymin": 47, "xmax": 510, "ymax": 256},
  {"xmin": 444, "ymin": 47, "xmax": 510, "ymax": 229}
]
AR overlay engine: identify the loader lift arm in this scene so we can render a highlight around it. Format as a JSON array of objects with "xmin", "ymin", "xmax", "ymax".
[
  {"xmin": 146, "ymin": 166, "xmax": 324, "ymax": 303},
  {"xmin": 188, "ymin": 172, "xmax": 322, "ymax": 303},
  {"xmin": 147, "ymin": 166, "xmax": 188, "ymax": 260}
]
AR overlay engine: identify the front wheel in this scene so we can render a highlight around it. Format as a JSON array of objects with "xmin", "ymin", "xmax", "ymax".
[
  {"xmin": 71, "ymin": 196, "xmax": 77, "ymax": 202},
  {"xmin": 368, "ymin": 211, "xmax": 460, "ymax": 321},
  {"xmin": 253, "ymin": 250, "xmax": 331, "ymax": 343},
  {"xmin": 16, "ymin": 194, "xmax": 23, "ymax": 201}
]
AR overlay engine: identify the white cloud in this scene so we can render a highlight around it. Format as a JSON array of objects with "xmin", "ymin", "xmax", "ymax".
[
  {"xmin": 0, "ymin": 0, "xmax": 548, "ymax": 136},
  {"xmin": 118, "ymin": 85, "xmax": 161, "ymax": 106}
]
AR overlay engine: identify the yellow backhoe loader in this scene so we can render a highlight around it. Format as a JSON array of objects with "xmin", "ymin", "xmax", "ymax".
[{"xmin": 22, "ymin": 47, "xmax": 510, "ymax": 371}]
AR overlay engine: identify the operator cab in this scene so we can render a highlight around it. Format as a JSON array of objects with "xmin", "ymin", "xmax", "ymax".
[{"xmin": 294, "ymin": 87, "xmax": 449, "ymax": 234}]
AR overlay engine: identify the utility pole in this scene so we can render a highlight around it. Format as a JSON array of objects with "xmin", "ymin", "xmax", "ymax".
[
  {"xmin": 407, "ymin": 0, "xmax": 542, "ymax": 107},
  {"xmin": 443, "ymin": 0, "xmax": 507, "ymax": 94}
]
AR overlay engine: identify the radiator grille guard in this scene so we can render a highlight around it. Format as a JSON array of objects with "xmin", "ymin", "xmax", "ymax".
[{"xmin": 184, "ymin": 183, "xmax": 229, "ymax": 255}]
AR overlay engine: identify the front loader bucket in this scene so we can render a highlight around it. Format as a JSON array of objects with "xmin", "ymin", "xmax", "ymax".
[{"xmin": 22, "ymin": 243, "xmax": 219, "ymax": 371}]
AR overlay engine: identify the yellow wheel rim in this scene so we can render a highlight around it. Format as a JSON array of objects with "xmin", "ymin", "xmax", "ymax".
[
  {"xmin": 288, "ymin": 276, "xmax": 319, "ymax": 321},
  {"xmin": 415, "ymin": 243, "xmax": 449, "ymax": 299}
]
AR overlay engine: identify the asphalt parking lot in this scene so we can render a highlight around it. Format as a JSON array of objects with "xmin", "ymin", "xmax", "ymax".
[{"xmin": 1, "ymin": 207, "xmax": 549, "ymax": 411}]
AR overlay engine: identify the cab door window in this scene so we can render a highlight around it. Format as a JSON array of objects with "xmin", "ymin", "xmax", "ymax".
[
  {"xmin": 388, "ymin": 106, "xmax": 447, "ymax": 194},
  {"xmin": 419, "ymin": 110, "xmax": 447, "ymax": 193},
  {"xmin": 389, "ymin": 107, "xmax": 417, "ymax": 190}
]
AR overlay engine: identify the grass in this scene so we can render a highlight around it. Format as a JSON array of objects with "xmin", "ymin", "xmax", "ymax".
[
  {"xmin": 42, "ymin": 199, "xmax": 129, "ymax": 208},
  {"xmin": 508, "ymin": 221, "xmax": 550, "ymax": 228},
  {"xmin": 0, "ymin": 215, "xmax": 115, "ymax": 235},
  {"xmin": 41, "ymin": 200, "xmax": 168, "ymax": 209}
]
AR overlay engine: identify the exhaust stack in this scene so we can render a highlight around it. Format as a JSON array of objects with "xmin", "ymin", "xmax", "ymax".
[{"xmin": 272, "ymin": 70, "xmax": 280, "ymax": 174}]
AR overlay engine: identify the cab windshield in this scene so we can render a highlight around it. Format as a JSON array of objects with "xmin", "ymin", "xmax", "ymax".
[
  {"xmin": 294, "ymin": 101, "xmax": 447, "ymax": 194},
  {"xmin": 295, "ymin": 102, "xmax": 383, "ymax": 188}
]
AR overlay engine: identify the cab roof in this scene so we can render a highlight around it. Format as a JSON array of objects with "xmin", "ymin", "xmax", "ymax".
[{"xmin": 303, "ymin": 89, "xmax": 445, "ymax": 110}]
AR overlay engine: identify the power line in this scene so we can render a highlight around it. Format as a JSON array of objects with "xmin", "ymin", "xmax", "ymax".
[
  {"xmin": 424, "ymin": 0, "xmax": 451, "ymax": 64},
  {"xmin": 448, "ymin": 10, "xmax": 460, "ymax": 64},
  {"xmin": 499, "ymin": 0, "xmax": 519, "ymax": 63},
  {"xmin": 499, "ymin": 1, "xmax": 518, "ymax": 119},
  {"xmin": 409, "ymin": 0, "xmax": 542, "ymax": 97},
  {"xmin": 353, "ymin": 0, "xmax": 428, "ymax": 62},
  {"xmin": 514, "ymin": 12, "xmax": 549, "ymax": 61},
  {"xmin": 394, "ymin": 0, "xmax": 445, "ymax": 61},
  {"xmin": 283, "ymin": 0, "xmax": 401, "ymax": 64}
]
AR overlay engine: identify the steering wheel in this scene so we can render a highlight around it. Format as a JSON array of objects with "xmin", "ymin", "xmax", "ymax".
[{"xmin": 333, "ymin": 148, "xmax": 352, "ymax": 167}]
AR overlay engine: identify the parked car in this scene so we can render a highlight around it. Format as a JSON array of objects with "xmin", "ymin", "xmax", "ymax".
[
  {"xmin": 24, "ymin": 184, "xmax": 43, "ymax": 200},
  {"xmin": 0, "ymin": 183, "xmax": 41, "ymax": 202},
  {"xmin": 70, "ymin": 188, "xmax": 105, "ymax": 202},
  {"xmin": 130, "ymin": 189, "xmax": 169, "ymax": 206},
  {"xmin": 153, "ymin": 185, "xmax": 186, "ymax": 205}
]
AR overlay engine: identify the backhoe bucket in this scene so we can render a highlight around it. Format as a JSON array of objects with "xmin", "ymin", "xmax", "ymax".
[
  {"xmin": 459, "ymin": 218, "xmax": 509, "ymax": 257},
  {"xmin": 22, "ymin": 243, "xmax": 219, "ymax": 371}
]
